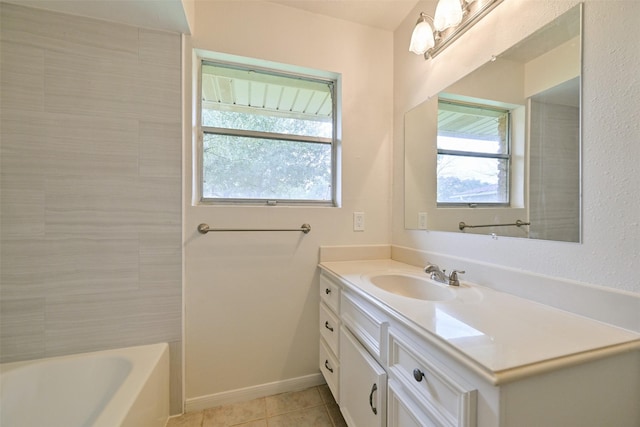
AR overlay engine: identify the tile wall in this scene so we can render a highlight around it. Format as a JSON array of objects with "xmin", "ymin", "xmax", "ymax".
[
  {"xmin": 529, "ymin": 100, "xmax": 580, "ymax": 242},
  {"xmin": 0, "ymin": 3, "xmax": 183, "ymax": 412}
]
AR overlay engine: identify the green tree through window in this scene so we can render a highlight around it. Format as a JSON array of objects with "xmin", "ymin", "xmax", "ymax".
[{"xmin": 199, "ymin": 59, "xmax": 338, "ymax": 205}]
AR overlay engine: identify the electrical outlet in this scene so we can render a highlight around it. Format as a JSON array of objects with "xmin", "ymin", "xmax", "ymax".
[
  {"xmin": 353, "ymin": 212, "xmax": 365, "ymax": 231},
  {"xmin": 418, "ymin": 212, "xmax": 428, "ymax": 230}
]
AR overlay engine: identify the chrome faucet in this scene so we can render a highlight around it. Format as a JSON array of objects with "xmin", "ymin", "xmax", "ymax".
[
  {"xmin": 424, "ymin": 264, "xmax": 448, "ymax": 283},
  {"xmin": 448, "ymin": 270, "xmax": 465, "ymax": 287},
  {"xmin": 425, "ymin": 264, "xmax": 466, "ymax": 286}
]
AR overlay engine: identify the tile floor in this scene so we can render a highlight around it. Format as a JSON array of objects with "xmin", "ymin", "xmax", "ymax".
[{"xmin": 166, "ymin": 385, "xmax": 347, "ymax": 427}]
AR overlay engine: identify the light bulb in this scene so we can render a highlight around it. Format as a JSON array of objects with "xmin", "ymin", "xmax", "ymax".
[
  {"xmin": 409, "ymin": 16, "xmax": 435, "ymax": 55},
  {"xmin": 434, "ymin": 0, "xmax": 463, "ymax": 31}
]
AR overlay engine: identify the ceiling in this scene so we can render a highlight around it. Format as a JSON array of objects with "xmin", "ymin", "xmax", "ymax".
[
  {"xmin": 2, "ymin": 0, "xmax": 418, "ymax": 33},
  {"xmin": 266, "ymin": 0, "xmax": 419, "ymax": 31}
]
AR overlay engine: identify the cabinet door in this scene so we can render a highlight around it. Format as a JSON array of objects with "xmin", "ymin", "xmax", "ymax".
[{"xmin": 340, "ymin": 326, "xmax": 387, "ymax": 427}]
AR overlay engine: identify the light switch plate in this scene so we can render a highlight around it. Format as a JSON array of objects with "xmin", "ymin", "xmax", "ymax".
[{"xmin": 418, "ymin": 212, "xmax": 428, "ymax": 230}]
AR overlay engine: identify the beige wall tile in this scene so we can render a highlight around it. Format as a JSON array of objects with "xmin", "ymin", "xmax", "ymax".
[
  {"xmin": 0, "ymin": 40, "xmax": 44, "ymax": 111},
  {"xmin": 132, "ymin": 82, "xmax": 182, "ymax": 122},
  {"xmin": 0, "ymin": 3, "xmax": 139, "ymax": 60},
  {"xmin": 139, "ymin": 120, "xmax": 182, "ymax": 178},
  {"xmin": 136, "ymin": 177, "xmax": 182, "ymax": 228},
  {"xmin": 0, "ymin": 239, "xmax": 50, "ymax": 298},
  {"xmin": 0, "ymin": 110, "xmax": 52, "ymax": 176},
  {"xmin": 44, "ymin": 175, "xmax": 144, "ymax": 238},
  {"xmin": 44, "ymin": 46, "xmax": 140, "ymax": 80},
  {"xmin": 42, "ymin": 238, "xmax": 140, "ymax": 295},
  {"xmin": 140, "ymin": 232, "xmax": 182, "ymax": 288},
  {"xmin": 44, "ymin": 64, "xmax": 143, "ymax": 119},
  {"xmin": 0, "ymin": 174, "xmax": 45, "ymax": 238},
  {"xmin": 0, "ymin": 238, "xmax": 140, "ymax": 298},
  {"xmin": 137, "ymin": 59, "xmax": 182, "ymax": 90},
  {"xmin": 44, "ymin": 288, "xmax": 181, "ymax": 356},
  {"xmin": 0, "ymin": 298, "xmax": 45, "ymax": 362},
  {"xmin": 140, "ymin": 29, "xmax": 182, "ymax": 69},
  {"xmin": 1, "ymin": 2, "xmax": 183, "ymax": 412},
  {"xmin": 1, "ymin": 111, "xmax": 139, "ymax": 177}
]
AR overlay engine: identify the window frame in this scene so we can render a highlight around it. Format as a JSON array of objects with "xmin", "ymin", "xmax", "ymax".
[
  {"xmin": 195, "ymin": 54, "xmax": 340, "ymax": 207},
  {"xmin": 436, "ymin": 99, "xmax": 512, "ymax": 208}
]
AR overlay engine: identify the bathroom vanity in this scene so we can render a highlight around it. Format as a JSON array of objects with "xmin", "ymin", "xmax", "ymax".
[{"xmin": 318, "ymin": 259, "xmax": 640, "ymax": 427}]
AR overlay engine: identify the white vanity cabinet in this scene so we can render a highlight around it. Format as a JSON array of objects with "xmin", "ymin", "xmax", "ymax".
[
  {"xmin": 319, "ymin": 264, "xmax": 640, "ymax": 427},
  {"xmin": 320, "ymin": 270, "xmax": 477, "ymax": 427}
]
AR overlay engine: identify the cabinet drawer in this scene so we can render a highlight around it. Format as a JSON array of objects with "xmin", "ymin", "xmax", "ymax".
[
  {"xmin": 341, "ymin": 291, "xmax": 388, "ymax": 362},
  {"xmin": 388, "ymin": 330, "xmax": 476, "ymax": 427},
  {"xmin": 320, "ymin": 338, "xmax": 339, "ymax": 401},
  {"xmin": 388, "ymin": 378, "xmax": 441, "ymax": 427},
  {"xmin": 320, "ymin": 302, "xmax": 339, "ymax": 355},
  {"xmin": 320, "ymin": 273, "xmax": 341, "ymax": 313}
]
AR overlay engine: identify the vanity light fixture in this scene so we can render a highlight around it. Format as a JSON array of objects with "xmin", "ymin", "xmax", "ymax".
[
  {"xmin": 434, "ymin": 0, "xmax": 464, "ymax": 31},
  {"xmin": 410, "ymin": 0, "xmax": 503, "ymax": 59},
  {"xmin": 409, "ymin": 13, "xmax": 436, "ymax": 55}
]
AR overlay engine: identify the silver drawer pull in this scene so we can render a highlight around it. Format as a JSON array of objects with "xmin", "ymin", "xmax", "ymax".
[
  {"xmin": 369, "ymin": 383, "xmax": 378, "ymax": 415},
  {"xmin": 324, "ymin": 360, "xmax": 334, "ymax": 373},
  {"xmin": 324, "ymin": 321, "xmax": 334, "ymax": 332},
  {"xmin": 413, "ymin": 368, "xmax": 425, "ymax": 382}
]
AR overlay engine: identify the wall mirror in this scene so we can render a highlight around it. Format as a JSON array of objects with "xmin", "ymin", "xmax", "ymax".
[{"xmin": 404, "ymin": 4, "xmax": 582, "ymax": 242}]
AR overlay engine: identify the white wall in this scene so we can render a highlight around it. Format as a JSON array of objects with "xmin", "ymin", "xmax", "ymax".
[
  {"xmin": 183, "ymin": 1, "xmax": 393, "ymax": 402},
  {"xmin": 182, "ymin": 0, "xmax": 639, "ymax": 406},
  {"xmin": 393, "ymin": 0, "xmax": 640, "ymax": 293}
]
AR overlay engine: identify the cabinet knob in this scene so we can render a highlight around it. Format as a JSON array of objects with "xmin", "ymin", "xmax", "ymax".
[
  {"xmin": 325, "ymin": 288, "xmax": 331, "ymax": 295},
  {"xmin": 324, "ymin": 321, "xmax": 334, "ymax": 332},
  {"xmin": 413, "ymin": 368, "xmax": 425, "ymax": 382}
]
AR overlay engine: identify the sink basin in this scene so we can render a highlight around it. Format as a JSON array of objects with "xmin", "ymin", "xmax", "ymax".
[{"xmin": 367, "ymin": 273, "xmax": 455, "ymax": 301}]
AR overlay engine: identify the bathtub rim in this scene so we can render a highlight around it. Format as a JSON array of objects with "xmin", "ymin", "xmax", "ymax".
[{"xmin": 0, "ymin": 342, "xmax": 170, "ymax": 427}]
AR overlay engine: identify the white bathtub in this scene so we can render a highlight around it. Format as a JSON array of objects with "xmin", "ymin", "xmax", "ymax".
[{"xmin": 0, "ymin": 343, "xmax": 169, "ymax": 427}]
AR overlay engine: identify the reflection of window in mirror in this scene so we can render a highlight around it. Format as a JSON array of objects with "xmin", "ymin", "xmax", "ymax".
[{"xmin": 436, "ymin": 100, "xmax": 510, "ymax": 206}]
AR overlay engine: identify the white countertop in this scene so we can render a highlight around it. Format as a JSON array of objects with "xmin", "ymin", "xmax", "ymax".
[{"xmin": 319, "ymin": 259, "xmax": 640, "ymax": 385}]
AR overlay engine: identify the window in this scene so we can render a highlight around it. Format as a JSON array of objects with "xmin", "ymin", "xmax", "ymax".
[
  {"xmin": 198, "ymin": 57, "xmax": 339, "ymax": 205},
  {"xmin": 436, "ymin": 100, "xmax": 510, "ymax": 205}
]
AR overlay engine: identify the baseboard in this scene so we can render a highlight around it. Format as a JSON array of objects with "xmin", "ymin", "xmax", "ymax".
[{"xmin": 184, "ymin": 373, "xmax": 326, "ymax": 413}]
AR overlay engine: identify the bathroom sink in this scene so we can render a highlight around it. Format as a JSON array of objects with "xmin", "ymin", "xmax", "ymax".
[{"xmin": 366, "ymin": 273, "xmax": 455, "ymax": 301}]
